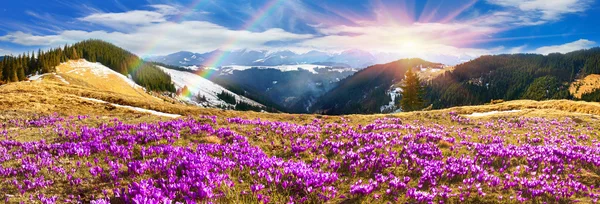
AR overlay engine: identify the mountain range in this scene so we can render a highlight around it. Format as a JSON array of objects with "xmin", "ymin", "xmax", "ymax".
[
  {"xmin": 4, "ymin": 40, "xmax": 600, "ymax": 115},
  {"xmin": 150, "ymin": 46, "xmax": 600, "ymax": 115},
  {"xmin": 147, "ymin": 49, "xmax": 402, "ymax": 68}
]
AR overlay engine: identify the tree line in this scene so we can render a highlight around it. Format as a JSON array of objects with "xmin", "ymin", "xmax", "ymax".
[{"xmin": 0, "ymin": 40, "xmax": 175, "ymax": 92}]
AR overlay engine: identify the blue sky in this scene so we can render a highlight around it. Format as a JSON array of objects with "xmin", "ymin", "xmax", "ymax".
[{"xmin": 0, "ymin": 0, "xmax": 599, "ymax": 64}]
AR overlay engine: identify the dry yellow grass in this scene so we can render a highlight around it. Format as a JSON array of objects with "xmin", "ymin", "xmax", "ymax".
[
  {"xmin": 0, "ymin": 78, "xmax": 331, "ymax": 124},
  {"xmin": 569, "ymin": 74, "xmax": 600, "ymax": 98},
  {"xmin": 445, "ymin": 99, "xmax": 600, "ymax": 116}
]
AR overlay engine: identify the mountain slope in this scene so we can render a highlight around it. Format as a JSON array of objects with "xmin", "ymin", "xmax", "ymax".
[
  {"xmin": 157, "ymin": 66, "xmax": 265, "ymax": 110},
  {"xmin": 311, "ymin": 58, "xmax": 438, "ymax": 115},
  {"xmin": 425, "ymin": 48, "xmax": 600, "ymax": 109},
  {"xmin": 53, "ymin": 59, "xmax": 158, "ymax": 100}
]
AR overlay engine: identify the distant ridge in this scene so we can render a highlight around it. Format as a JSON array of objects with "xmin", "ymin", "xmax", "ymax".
[{"xmin": 147, "ymin": 49, "xmax": 401, "ymax": 68}]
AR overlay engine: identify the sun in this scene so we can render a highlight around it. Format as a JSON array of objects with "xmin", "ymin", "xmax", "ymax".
[
  {"xmin": 395, "ymin": 38, "xmax": 428, "ymax": 54},
  {"xmin": 403, "ymin": 41, "xmax": 417, "ymax": 48}
]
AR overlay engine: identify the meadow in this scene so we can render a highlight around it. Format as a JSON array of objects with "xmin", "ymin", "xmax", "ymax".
[{"xmin": 1, "ymin": 109, "xmax": 599, "ymax": 203}]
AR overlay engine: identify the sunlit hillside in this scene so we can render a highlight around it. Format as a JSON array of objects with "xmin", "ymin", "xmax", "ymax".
[{"xmin": 54, "ymin": 59, "xmax": 156, "ymax": 100}]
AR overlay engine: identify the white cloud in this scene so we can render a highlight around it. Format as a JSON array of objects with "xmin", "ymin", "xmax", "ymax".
[
  {"xmin": 0, "ymin": 5, "xmax": 311, "ymax": 57},
  {"xmin": 0, "ymin": 31, "xmax": 65, "ymax": 46},
  {"xmin": 534, "ymin": 39, "xmax": 596, "ymax": 54},
  {"xmin": 149, "ymin": 4, "xmax": 180, "ymax": 15},
  {"xmin": 0, "ymin": 21, "xmax": 313, "ymax": 57},
  {"xmin": 486, "ymin": 0, "xmax": 593, "ymax": 25},
  {"xmin": 79, "ymin": 4, "xmax": 179, "ymax": 30}
]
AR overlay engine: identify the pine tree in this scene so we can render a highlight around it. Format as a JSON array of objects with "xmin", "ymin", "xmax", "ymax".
[
  {"xmin": 71, "ymin": 47, "xmax": 79, "ymax": 59},
  {"xmin": 400, "ymin": 68, "xmax": 424, "ymax": 112},
  {"xmin": 1, "ymin": 58, "xmax": 7, "ymax": 81},
  {"xmin": 10, "ymin": 60, "xmax": 19, "ymax": 82},
  {"xmin": 0, "ymin": 57, "xmax": 4, "ymax": 83}
]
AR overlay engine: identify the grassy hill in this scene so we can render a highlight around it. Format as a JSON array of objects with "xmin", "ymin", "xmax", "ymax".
[{"xmin": 1, "ymin": 69, "xmax": 600, "ymax": 203}]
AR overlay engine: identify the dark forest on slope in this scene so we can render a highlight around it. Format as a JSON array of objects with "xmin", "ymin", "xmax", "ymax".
[
  {"xmin": 424, "ymin": 48, "xmax": 600, "ymax": 109},
  {"xmin": 0, "ymin": 40, "xmax": 175, "ymax": 92}
]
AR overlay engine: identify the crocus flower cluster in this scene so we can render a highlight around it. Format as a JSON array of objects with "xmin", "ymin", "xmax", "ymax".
[{"xmin": 0, "ymin": 113, "xmax": 599, "ymax": 203}]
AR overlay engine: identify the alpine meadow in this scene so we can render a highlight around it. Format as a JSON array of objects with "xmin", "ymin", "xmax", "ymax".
[{"xmin": 1, "ymin": 0, "xmax": 600, "ymax": 203}]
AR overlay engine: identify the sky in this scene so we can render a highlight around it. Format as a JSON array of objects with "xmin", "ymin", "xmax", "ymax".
[{"xmin": 0, "ymin": 0, "xmax": 599, "ymax": 65}]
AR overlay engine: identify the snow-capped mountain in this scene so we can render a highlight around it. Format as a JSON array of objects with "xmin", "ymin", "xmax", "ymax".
[
  {"xmin": 147, "ymin": 49, "xmax": 397, "ymax": 68},
  {"xmin": 157, "ymin": 66, "xmax": 265, "ymax": 109}
]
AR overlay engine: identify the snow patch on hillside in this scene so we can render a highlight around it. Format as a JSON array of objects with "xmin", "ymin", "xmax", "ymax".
[
  {"xmin": 465, "ymin": 110, "xmax": 522, "ymax": 117},
  {"xmin": 380, "ymin": 87, "xmax": 402, "ymax": 113},
  {"xmin": 158, "ymin": 66, "xmax": 264, "ymax": 107},
  {"xmin": 221, "ymin": 64, "xmax": 330, "ymax": 74},
  {"xmin": 325, "ymin": 68, "xmax": 358, "ymax": 73},
  {"xmin": 28, "ymin": 73, "xmax": 70, "ymax": 84},
  {"xmin": 28, "ymin": 73, "xmax": 51, "ymax": 81},
  {"xmin": 55, "ymin": 75, "xmax": 70, "ymax": 84},
  {"xmin": 80, "ymin": 97, "xmax": 181, "ymax": 118}
]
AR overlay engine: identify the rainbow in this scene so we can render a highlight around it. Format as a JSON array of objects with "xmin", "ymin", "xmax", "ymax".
[
  {"xmin": 198, "ymin": 0, "xmax": 283, "ymax": 72},
  {"xmin": 127, "ymin": 0, "xmax": 283, "ymax": 99},
  {"xmin": 195, "ymin": 67, "xmax": 218, "ymax": 79},
  {"xmin": 177, "ymin": 85, "xmax": 194, "ymax": 99}
]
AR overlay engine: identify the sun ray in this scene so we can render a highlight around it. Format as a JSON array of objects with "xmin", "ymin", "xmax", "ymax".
[{"xmin": 439, "ymin": 0, "xmax": 478, "ymax": 23}]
